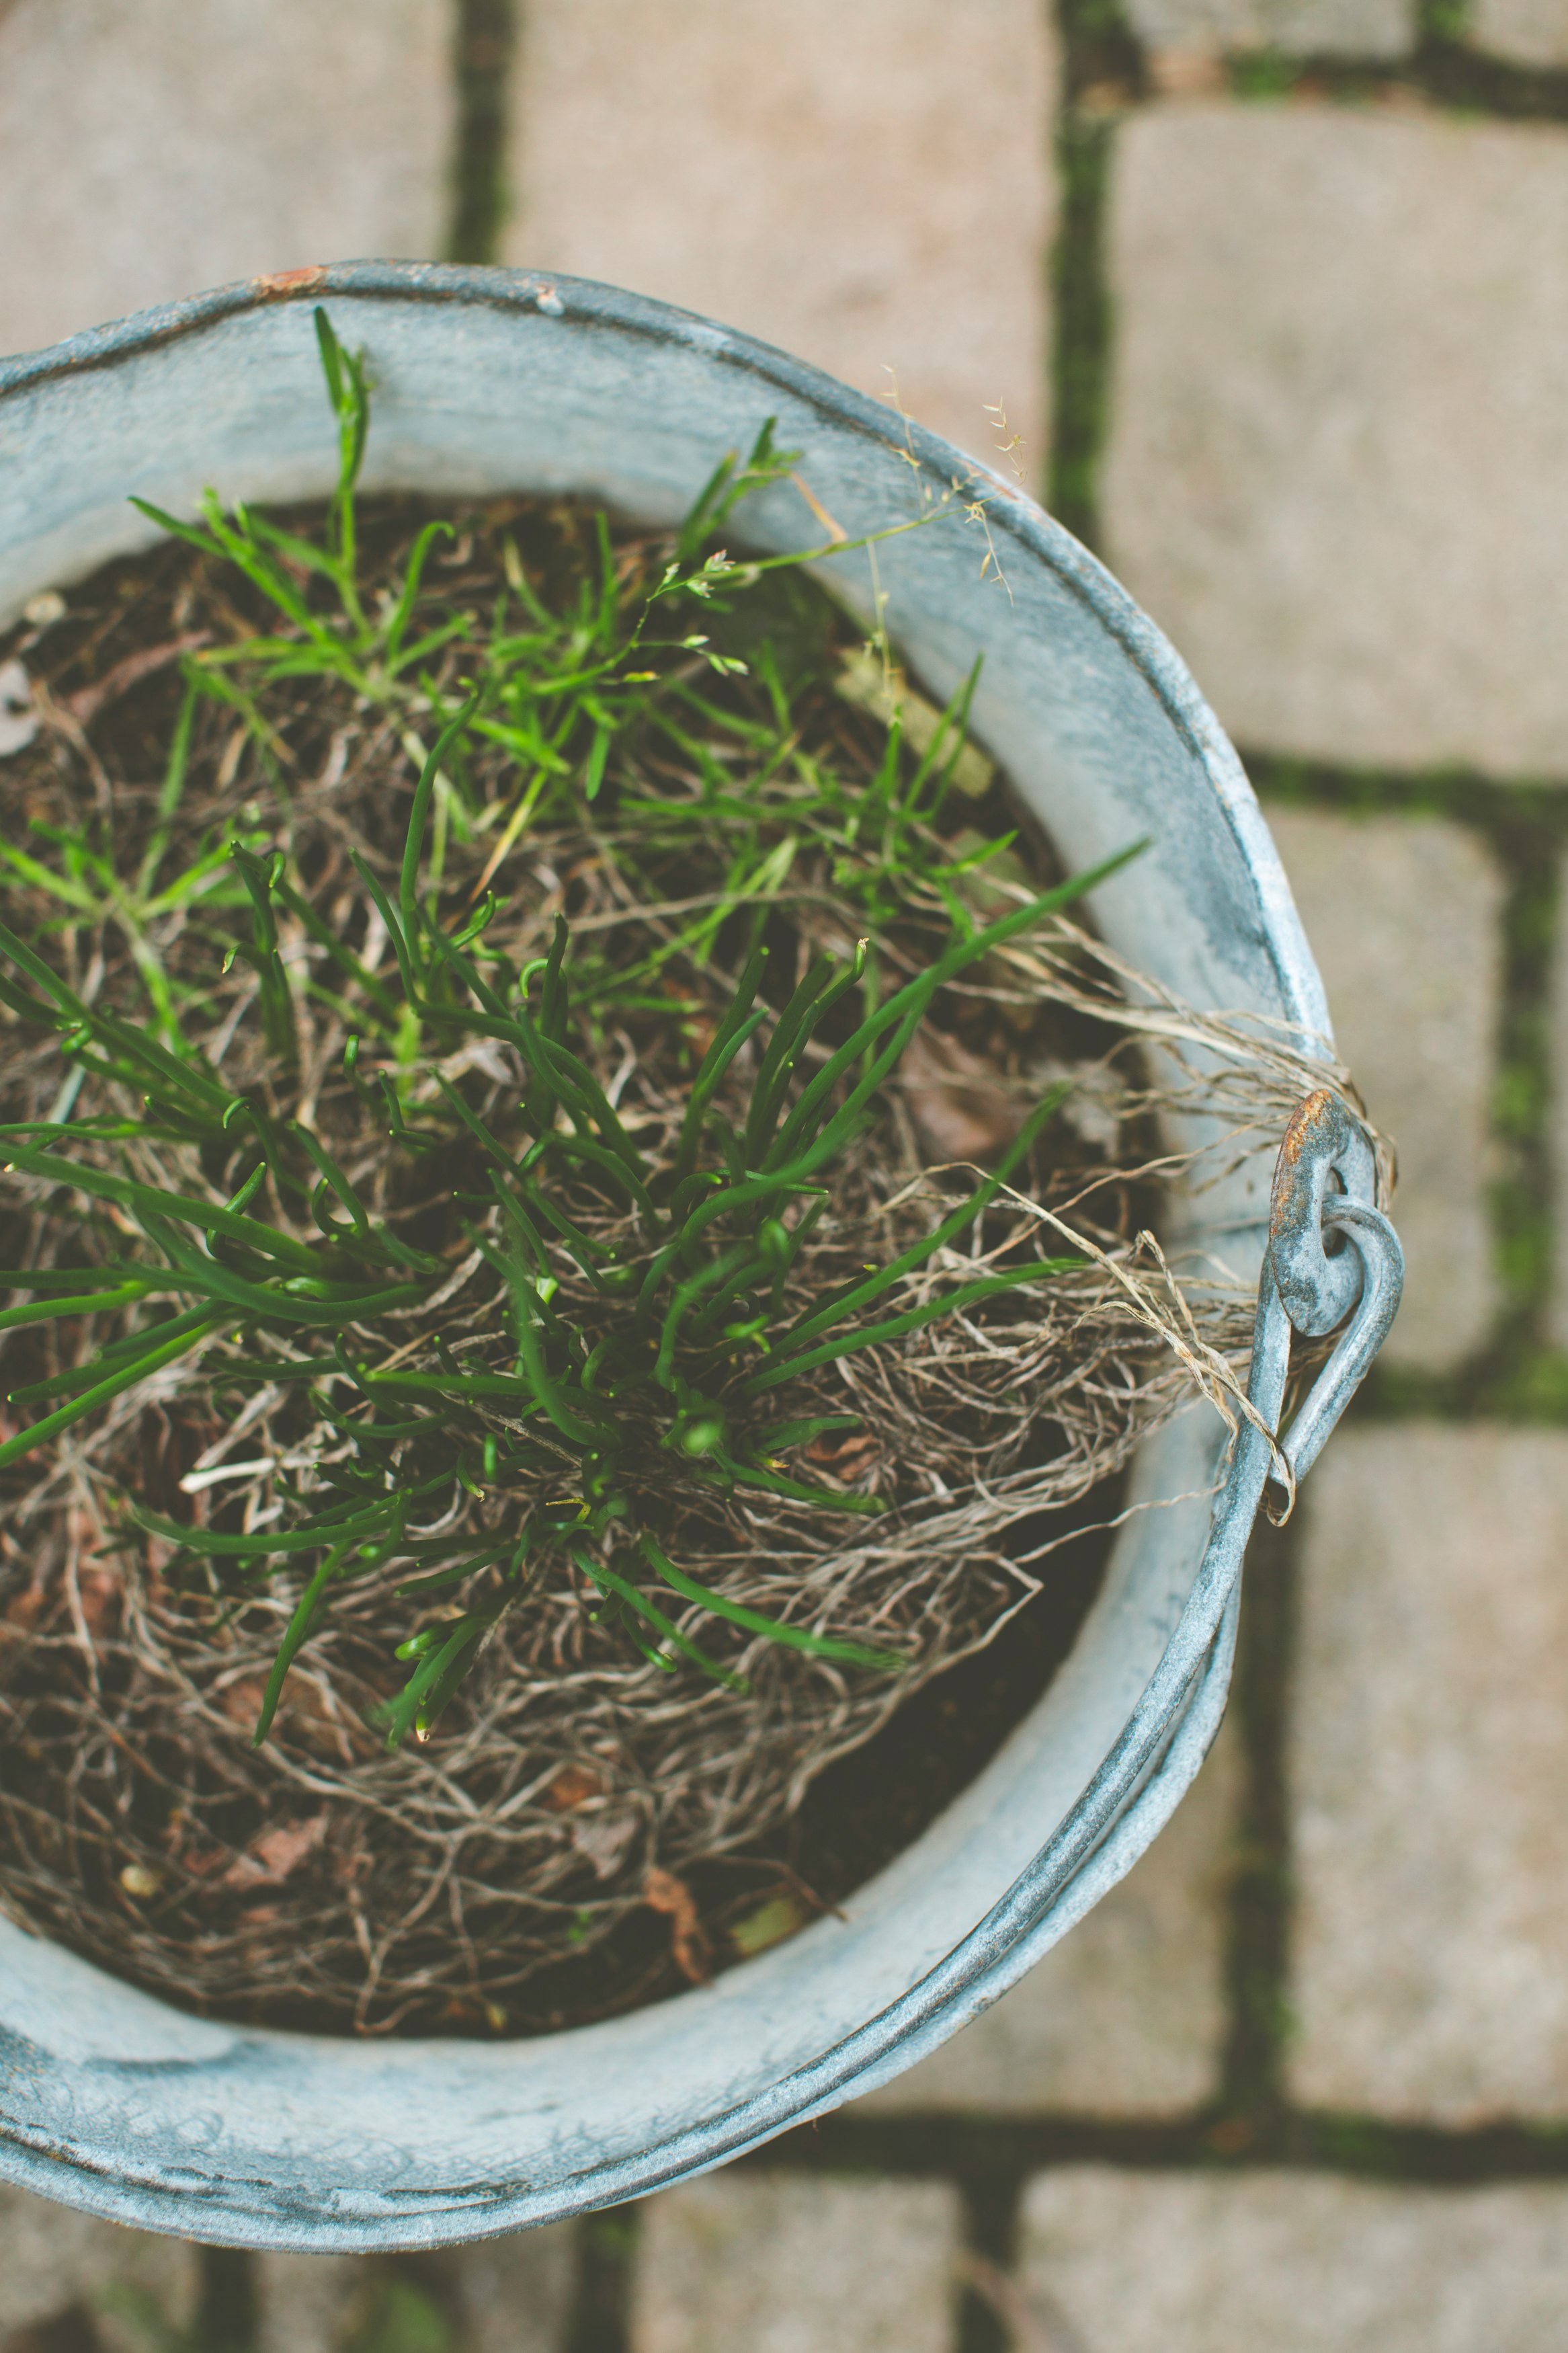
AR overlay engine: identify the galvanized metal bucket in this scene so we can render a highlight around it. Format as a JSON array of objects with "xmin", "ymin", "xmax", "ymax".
[{"xmin": 0, "ymin": 264, "xmax": 1398, "ymax": 2251}]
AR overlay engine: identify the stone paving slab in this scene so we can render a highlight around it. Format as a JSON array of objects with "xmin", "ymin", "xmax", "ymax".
[
  {"xmin": 631, "ymin": 2174, "xmax": 962, "ymax": 2353},
  {"xmin": 1104, "ymin": 104, "xmax": 1568, "ymax": 778},
  {"xmin": 859, "ymin": 1721, "xmax": 1237, "ymax": 2118},
  {"xmin": 1472, "ymin": 0, "xmax": 1568, "ymax": 64},
  {"xmin": 435, "ymin": 2227, "xmax": 577, "ymax": 2353},
  {"xmin": 1125, "ymin": 0, "xmax": 1412, "ymax": 58},
  {"xmin": 1265, "ymin": 806, "xmax": 1501, "ymax": 1371},
  {"xmin": 509, "ymin": 0, "xmax": 1056, "ymax": 465},
  {"xmin": 1019, "ymin": 2166, "xmax": 1568, "ymax": 2350},
  {"xmin": 1286, "ymin": 1426, "xmax": 1568, "ymax": 2121},
  {"xmin": 255, "ymin": 2254, "xmax": 362, "ymax": 2353},
  {"xmin": 0, "ymin": 2183, "xmax": 196, "ymax": 2346},
  {"xmin": 255, "ymin": 2229, "xmax": 576, "ymax": 2353},
  {"xmin": 0, "ymin": 0, "xmax": 452, "ymax": 360}
]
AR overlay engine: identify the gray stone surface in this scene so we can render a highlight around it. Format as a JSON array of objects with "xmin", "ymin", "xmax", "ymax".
[
  {"xmin": 511, "ymin": 0, "xmax": 1056, "ymax": 465},
  {"xmin": 255, "ymin": 2230, "xmax": 576, "ymax": 2353},
  {"xmin": 1266, "ymin": 806, "xmax": 1501, "ymax": 1370},
  {"xmin": 0, "ymin": 0, "xmax": 452, "ymax": 358},
  {"xmin": 632, "ymin": 2175, "xmax": 962, "ymax": 2353},
  {"xmin": 1126, "ymin": 0, "xmax": 1412, "ymax": 57},
  {"xmin": 255, "ymin": 2254, "xmax": 363, "ymax": 2353},
  {"xmin": 1105, "ymin": 105, "xmax": 1568, "ymax": 779},
  {"xmin": 1473, "ymin": 0, "xmax": 1568, "ymax": 63},
  {"xmin": 0, "ymin": 2182, "xmax": 196, "ymax": 2343},
  {"xmin": 440, "ymin": 2226, "xmax": 578, "ymax": 2353},
  {"xmin": 860, "ymin": 1722, "xmax": 1238, "ymax": 2117},
  {"xmin": 1019, "ymin": 2167, "xmax": 1568, "ymax": 2350},
  {"xmin": 1287, "ymin": 1427, "xmax": 1568, "ymax": 2122}
]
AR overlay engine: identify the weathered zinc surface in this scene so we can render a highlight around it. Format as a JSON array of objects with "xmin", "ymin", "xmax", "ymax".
[{"xmin": 4, "ymin": 0, "xmax": 1568, "ymax": 2342}]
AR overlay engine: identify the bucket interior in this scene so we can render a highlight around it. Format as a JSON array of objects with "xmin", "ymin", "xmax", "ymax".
[{"xmin": 0, "ymin": 268, "xmax": 1325, "ymax": 2248}]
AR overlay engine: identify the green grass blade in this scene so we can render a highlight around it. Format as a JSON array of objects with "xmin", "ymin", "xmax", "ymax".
[
  {"xmin": 641, "ymin": 1533, "xmax": 902, "ymax": 1669},
  {"xmin": 380, "ymin": 518, "xmax": 454, "ymax": 666},
  {"xmin": 253, "ymin": 1540, "xmax": 352, "ymax": 1745},
  {"xmin": 0, "ymin": 1313, "xmax": 226, "ymax": 1474},
  {"xmin": 399, "ymin": 694, "xmax": 482, "ymax": 960},
  {"xmin": 743, "ymin": 1261, "xmax": 1078, "ymax": 1392},
  {"xmin": 569, "ymin": 1542, "xmax": 745, "ymax": 1690},
  {"xmin": 767, "ymin": 847, "xmax": 1144, "ymax": 1169},
  {"xmin": 8, "ymin": 1302, "xmax": 216, "ymax": 1405},
  {"xmin": 778, "ymin": 1082, "xmax": 1071, "ymax": 1353},
  {"xmin": 2, "ymin": 1146, "xmax": 323, "ymax": 1274},
  {"xmin": 132, "ymin": 1496, "xmax": 398, "ymax": 1558}
]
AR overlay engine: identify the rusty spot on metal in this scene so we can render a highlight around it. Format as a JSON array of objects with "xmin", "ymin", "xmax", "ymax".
[
  {"xmin": 1279, "ymin": 1087, "xmax": 1331, "ymax": 1170},
  {"xmin": 1271, "ymin": 1088, "xmax": 1335, "ymax": 1238},
  {"xmin": 252, "ymin": 266, "xmax": 329, "ymax": 300}
]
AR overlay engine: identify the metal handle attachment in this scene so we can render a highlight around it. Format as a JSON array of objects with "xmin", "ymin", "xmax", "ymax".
[{"xmin": 1255, "ymin": 1088, "xmax": 1404, "ymax": 1504}]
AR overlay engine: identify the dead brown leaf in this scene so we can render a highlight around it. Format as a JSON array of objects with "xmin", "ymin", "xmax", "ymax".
[
  {"xmin": 804, "ymin": 1431, "xmax": 882, "ymax": 1482},
  {"xmin": 899, "ymin": 1027, "xmax": 1024, "ymax": 1165},
  {"xmin": 220, "ymin": 1812, "xmax": 329, "ymax": 1890},
  {"xmin": 541, "ymin": 1761, "xmax": 604, "ymax": 1812},
  {"xmin": 644, "ymin": 1866, "xmax": 711, "ymax": 1984}
]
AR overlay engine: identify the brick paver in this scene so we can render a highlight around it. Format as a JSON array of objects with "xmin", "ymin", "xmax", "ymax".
[
  {"xmin": 437, "ymin": 2227, "xmax": 577, "ymax": 2352},
  {"xmin": 1472, "ymin": 0, "xmax": 1568, "ymax": 63},
  {"xmin": 0, "ymin": 0, "xmax": 451, "ymax": 358},
  {"xmin": 0, "ymin": 2183, "xmax": 196, "ymax": 2346},
  {"xmin": 255, "ymin": 2254, "xmax": 361, "ymax": 2353},
  {"xmin": 255, "ymin": 2231, "xmax": 575, "ymax": 2352},
  {"xmin": 509, "ymin": 0, "xmax": 1056, "ymax": 465},
  {"xmin": 1019, "ymin": 2167, "xmax": 1568, "ymax": 2350},
  {"xmin": 1124, "ymin": 0, "xmax": 1411, "ymax": 58},
  {"xmin": 1287, "ymin": 1427, "xmax": 1568, "ymax": 2121},
  {"xmin": 860, "ymin": 1722, "xmax": 1237, "ymax": 2118},
  {"xmin": 631, "ymin": 2176, "xmax": 961, "ymax": 2353},
  {"xmin": 1104, "ymin": 104, "xmax": 1568, "ymax": 778},
  {"xmin": 1265, "ymin": 807, "xmax": 1501, "ymax": 1371}
]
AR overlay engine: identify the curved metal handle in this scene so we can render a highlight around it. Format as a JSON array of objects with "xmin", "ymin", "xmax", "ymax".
[
  {"xmin": 1278, "ymin": 1199, "xmax": 1403, "ymax": 1484},
  {"xmin": 1258, "ymin": 1088, "xmax": 1404, "ymax": 1504}
]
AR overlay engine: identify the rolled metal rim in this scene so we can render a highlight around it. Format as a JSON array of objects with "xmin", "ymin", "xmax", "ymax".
[{"xmin": 0, "ymin": 264, "xmax": 1325, "ymax": 2249}]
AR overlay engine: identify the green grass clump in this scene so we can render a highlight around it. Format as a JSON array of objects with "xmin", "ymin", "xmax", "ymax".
[{"xmin": 0, "ymin": 311, "xmax": 1122, "ymax": 1755}]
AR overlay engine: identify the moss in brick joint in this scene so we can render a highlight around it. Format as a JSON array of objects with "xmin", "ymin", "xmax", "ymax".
[
  {"xmin": 449, "ymin": 0, "xmax": 517, "ymax": 266},
  {"xmin": 1221, "ymin": 17, "xmax": 1568, "ymax": 120},
  {"xmin": 1048, "ymin": 114, "xmax": 1115, "ymax": 548},
  {"xmin": 1215, "ymin": 1506, "xmax": 1298, "ymax": 2146},
  {"xmin": 1046, "ymin": 0, "xmax": 1145, "ymax": 547},
  {"xmin": 565, "ymin": 2210, "xmax": 639, "ymax": 2353},
  {"xmin": 1421, "ymin": 0, "xmax": 1471, "ymax": 46}
]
